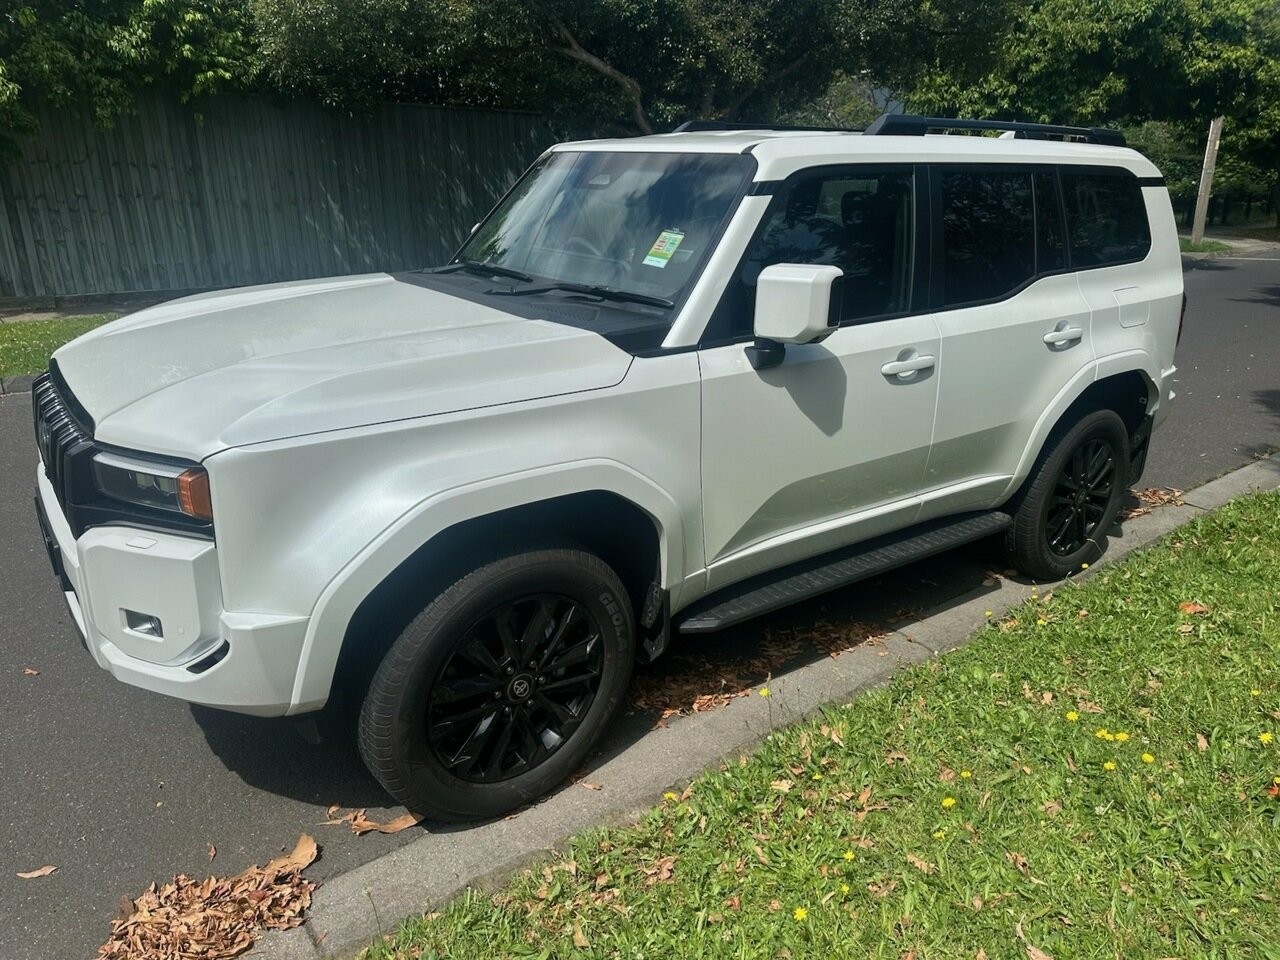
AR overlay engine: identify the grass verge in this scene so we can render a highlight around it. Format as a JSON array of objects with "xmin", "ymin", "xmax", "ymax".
[
  {"xmin": 0, "ymin": 314, "xmax": 115, "ymax": 378},
  {"xmin": 366, "ymin": 491, "xmax": 1280, "ymax": 960},
  {"xmin": 1178, "ymin": 237, "xmax": 1232, "ymax": 253}
]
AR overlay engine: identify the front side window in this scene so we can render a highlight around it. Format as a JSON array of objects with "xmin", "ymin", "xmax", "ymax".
[
  {"xmin": 1061, "ymin": 169, "xmax": 1151, "ymax": 267},
  {"xmin": 939, "ymin": 168, "xmax": 1036, "ymax": 307},
  {"xmin": 458, "ymin": 151, "xmax": 753, "ymax": 303},
  {"xmin": 716, "ymin": 167, "xmax": 915, "ymax": 338}
]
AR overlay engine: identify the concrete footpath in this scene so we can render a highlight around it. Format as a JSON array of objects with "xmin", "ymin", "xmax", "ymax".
[{"xmin": 251, "ymin": 454, "xmax": 1280, "ymax": 960}]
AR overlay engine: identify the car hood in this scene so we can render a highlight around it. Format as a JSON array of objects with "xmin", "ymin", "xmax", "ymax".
[{"xmin": 52, "ymin": 274, "xmax": 633, "ymax": 460}]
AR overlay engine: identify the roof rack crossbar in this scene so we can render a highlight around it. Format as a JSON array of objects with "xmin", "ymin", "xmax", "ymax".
[
  {"xmin": 671, "ymin": 120, "xmax": 855, "ymax": 134},
  {"xmin": 863, "ymin": 114, "xmax": 1126, "ymax": 148}
]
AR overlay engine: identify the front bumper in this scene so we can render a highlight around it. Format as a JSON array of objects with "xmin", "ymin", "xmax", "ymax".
[{"xmin": 35, "ymin": 463, "xmax": 308, "ymax": 716}]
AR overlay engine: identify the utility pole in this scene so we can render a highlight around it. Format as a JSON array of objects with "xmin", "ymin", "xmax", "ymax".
[{"xmin": 1191, "ymin": 116, "xmax": 1224, "ymax": 245}]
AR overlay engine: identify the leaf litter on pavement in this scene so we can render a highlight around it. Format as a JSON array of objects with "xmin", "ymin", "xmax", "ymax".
[
  {"xmin": 629, "ymin": 620, "xmax": 889, "ymax": 726},
  {"xmin": 98, "ymin": 834, "xmax": 318, "ymax": 960}
]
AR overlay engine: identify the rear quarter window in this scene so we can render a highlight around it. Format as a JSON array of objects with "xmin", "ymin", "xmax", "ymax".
[{"xmin": 1061, "ymin": 169, "xmax": 1151, "ymax": 267}]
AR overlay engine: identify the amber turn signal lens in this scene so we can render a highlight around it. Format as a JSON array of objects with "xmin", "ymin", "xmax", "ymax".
[{"xmin": 177, "ymin": 468, "xmax": 213, "ymax": 520}]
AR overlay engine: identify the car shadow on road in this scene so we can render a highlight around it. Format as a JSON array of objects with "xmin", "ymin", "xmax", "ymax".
[{"xmin": 191, "ymin": 524, "xmax": 1133, "ymax": 825}]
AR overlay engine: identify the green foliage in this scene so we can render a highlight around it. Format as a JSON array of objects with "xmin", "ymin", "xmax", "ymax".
[
  {"xmin": 250, "ymin": 0, "xmax": 1012, "ymax": 135},
  {"xmin": 0, "ymin": 0, "xmax": 259, "ymax": 143},
  {"xmin": 366, "ymin": 491, "xmax": 1280, "ymax": 958}
]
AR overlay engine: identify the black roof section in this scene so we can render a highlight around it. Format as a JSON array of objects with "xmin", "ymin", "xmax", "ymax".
[
  {"xmin": 670, "ymin": 114, "xmax": 1127, "ymax": 148},
  {"xmin": 863, "ymin": 114, "xmax": 1127, "ymax": 147}
]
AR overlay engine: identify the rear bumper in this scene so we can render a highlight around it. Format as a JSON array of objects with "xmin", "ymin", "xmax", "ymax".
[{"xmin": 36, "ymin": 463, "xmax": 308, "ymax": 716}]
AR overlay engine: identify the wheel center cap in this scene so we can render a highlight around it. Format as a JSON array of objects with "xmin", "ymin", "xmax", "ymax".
[{"xmin": 507, "ymin": 674, "xmax": 534, "ymax": 702}]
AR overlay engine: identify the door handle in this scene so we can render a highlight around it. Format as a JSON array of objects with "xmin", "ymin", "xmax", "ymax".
[
  {"xmin": 880, "ymin": 354, "xmax": 936, "ymax": 377},
  {"xmin": 1043, "ymin": 326, "xmax": 1084, "ymax": 346}
]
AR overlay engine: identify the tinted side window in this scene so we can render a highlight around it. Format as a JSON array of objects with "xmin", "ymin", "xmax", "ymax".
[
  {"xmin": 939, "ymin": 168, "xmax": 1035, "ymax": 307},
  {"xmin": 1061, "ymin": 169, "xmax": 1151, "ymax": 267},
  {"xmin": 729, "ymin": 167, "xmax": 915, "ymax": 331}
]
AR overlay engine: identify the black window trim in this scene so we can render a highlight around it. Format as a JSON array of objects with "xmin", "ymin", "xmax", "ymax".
[
  {"xmin": 699, "ymin": 162, "xmax": 932, "ymax": 349},
  {"xmin": 928, "ymin": 162, "xmax": 1153, "ymax": 315}
]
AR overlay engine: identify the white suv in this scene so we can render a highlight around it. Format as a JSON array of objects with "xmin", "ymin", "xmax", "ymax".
[{"xmin": 33, "ymin": 115, "xmax": 1182, "ymax": 819}]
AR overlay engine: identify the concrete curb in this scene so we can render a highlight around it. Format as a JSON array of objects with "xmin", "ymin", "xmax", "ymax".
[
  {"xmin": 250, "ymin": 455, "xmax": 1280, "ymax": 960},
  {"xmin": 0, "ymin": 375, "xmax": 35, "ymax": 396}
]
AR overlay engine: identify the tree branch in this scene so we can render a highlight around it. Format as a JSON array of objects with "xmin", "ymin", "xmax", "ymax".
[
  {"xmin": 549, "ymin": 15, "xmax": 654, "ymax": 134},
  {"xmin": 723, "ymin": 51, "xmax": 813, "ymax": 120}
]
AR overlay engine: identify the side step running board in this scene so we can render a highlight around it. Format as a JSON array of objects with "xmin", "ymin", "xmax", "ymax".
[{"xmin": 676, "ymin": 511, "xmax": 1012, "ymax": 634}]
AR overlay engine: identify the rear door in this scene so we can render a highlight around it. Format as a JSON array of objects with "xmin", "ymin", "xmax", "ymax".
[{"xmin": 920, "ymin": 165, "xmax": 1095, "ymax": 519}]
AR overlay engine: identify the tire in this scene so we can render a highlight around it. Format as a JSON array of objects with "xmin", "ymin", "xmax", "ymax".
[
  {"xmin": 1005, "ymin": 409, "xmax": 1129, "ymax": 581},
  {"xmin": 358, "ymin": 547, "xmax": 634, "ymax": 821}
]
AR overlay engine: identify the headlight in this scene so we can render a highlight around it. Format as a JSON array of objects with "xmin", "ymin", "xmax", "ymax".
[{"xmin": 91, "ymin": 452, "xmax": 213, "ymax": 520}]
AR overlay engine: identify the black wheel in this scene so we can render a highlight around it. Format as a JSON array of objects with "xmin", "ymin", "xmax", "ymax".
[
  {"xmin": 358, "ymin": 547, "xmax": 634, "ymax": 821},
  {"xmin": 1005, "ymin": 409, "xmax": 1128, "ymax": 581}
]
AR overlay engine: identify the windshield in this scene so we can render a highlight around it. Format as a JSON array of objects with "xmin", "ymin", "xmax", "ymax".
[{"xmin": 456, "ymin": 151, "xmax": 754, "ymax": 305}]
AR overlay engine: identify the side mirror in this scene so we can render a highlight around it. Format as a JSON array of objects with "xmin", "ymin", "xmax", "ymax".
[{"xmin": 748, "ymin": 264, "xmax": 844, "ymax": 370}]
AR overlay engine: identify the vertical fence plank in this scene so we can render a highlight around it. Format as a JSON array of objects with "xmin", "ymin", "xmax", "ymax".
[{"xmin": 0, "ymin": 96, "xmax": 551, "ymax": 300}]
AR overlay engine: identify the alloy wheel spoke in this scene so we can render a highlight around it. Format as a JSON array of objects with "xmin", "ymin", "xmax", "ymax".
[
  {"xmin": 535, "ymin": 603, "xmax": 581, "ymax": 672},
  {"xmin": 442, "ymin": 710, "xmax": 500, "ymax": 776},
  {"xmin": 544, "ymin": 634, "xmax": 599, "ymax": 673},
  {"xmin": 482, "ymin": 710, "xmax": 519, "ymax": 780},
  {"xmin": 539, "ymin": 669, "xmax": 598, "ymax": 695},
  {"xmin": 432, "ymin": 673, "xmax": 501, "ymax": 705},
  {"xmin": 519, "ymin": 598, "xmax": 557, "ymax": 665},
  {"xmin": 493, "ymin": 605, "xmax": 523, "ymax": 667}
]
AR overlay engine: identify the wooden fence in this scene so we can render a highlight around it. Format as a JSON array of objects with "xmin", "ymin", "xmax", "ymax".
[{"xmin": 0, "ymin": 95, "xmax": 554, "ymax": 300}]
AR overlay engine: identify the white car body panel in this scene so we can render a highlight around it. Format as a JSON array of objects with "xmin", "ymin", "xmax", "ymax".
[{"xmin": 33, "ymin": 127, "xmax": 1183, "ymax": 717}]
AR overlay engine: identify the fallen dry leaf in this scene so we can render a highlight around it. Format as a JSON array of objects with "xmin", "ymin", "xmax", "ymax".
[
  {"xmin": 322, "ymin": 808, "xmax": 422, "ymax": 836},
  {"xmin": 884, "ymin": 751, "xmax": 909, "ymax": 766},
  {"xmin": 770, "ymin": 778, "xmax": 794, "ymax": 793},
  {"xmin": 643, "ymin": 855, "xmax": 676, "ymax": 886},
  {"xmin": 906, "ymin": 854, "xmax": 936, "ymax": 875},
  {"xmin": 580, "ymin": 782, "xmax": 603, "ymax": 791},
  {"xmin": 572, "ymin": 923, "xmax": 590, "ymax": 948},
  {"xmin": 1136, "ymin": 487, "xmax": 1185, "ymax": 507},
  {"xmin": 1179, "ymin": 601, "xmax": 1210, "ymax": 616},
  {"xmin": 977, "ymin": 950, "xmax": 989, "ymax": 960},
  {"xmin": 22, "ymin": 666, "xmax": 40, "ymax": 676},
  {"xmin": 17, "ymin": 865, "xmax": 57, "ymax": 879},
  {"xmin": 207, "ymin": 843, "xmax": 217, "ymax": 862},
  {"xmin": 1007, "ymin": 851, "xmax": 1032, "ymax": 876},
  {"xmin": 939, "ymin": 766, "xmax": 956, "ymax": 782},
  {"xmin": 1015, "ymin": 919, "xmax": 1055, "ymax": 960},
  {"xmin": 1196, "ymin": 733, "xmax": 1209, "ymax": 752},
  {"xmin": 98, "ymin": 834, "xmax": 317, "ymax": 959}
]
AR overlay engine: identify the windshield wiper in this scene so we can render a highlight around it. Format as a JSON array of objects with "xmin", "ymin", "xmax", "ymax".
[
  {"xmin": 489, "ymin": 281, "xmax": 674, "ymax": 309},
  {"xmin": 431, "ymin": 259, "xmax": 535, "ymax": 283}
]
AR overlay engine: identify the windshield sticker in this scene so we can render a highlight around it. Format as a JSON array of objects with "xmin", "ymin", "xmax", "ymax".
[{"xmin": 642, "ymin": 230, "xmax": 685, "ymax": 268}]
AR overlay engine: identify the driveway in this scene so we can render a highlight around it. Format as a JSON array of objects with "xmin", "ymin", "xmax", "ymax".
[{"xmin": 1, "ymin": 255, "xmax": 1276, "ymax": 960}]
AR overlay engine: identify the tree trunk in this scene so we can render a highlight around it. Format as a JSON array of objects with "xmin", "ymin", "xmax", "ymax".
[
  {"xmin": 1191, "ymin": 116, "xmax": 1224, "ymax": 245},
  {"xmin": 1272, "ymin": 177, "xmax": 1280, "ymax": 229}
]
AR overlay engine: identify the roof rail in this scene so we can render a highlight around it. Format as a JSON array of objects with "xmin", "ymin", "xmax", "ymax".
[
  {"xmin": 671, "ymin": 120, "xmax": 854, "ymax": 134},
  {"xmin": 863, "ymin": 114, "xmax": 1126, "ymax": 148}
]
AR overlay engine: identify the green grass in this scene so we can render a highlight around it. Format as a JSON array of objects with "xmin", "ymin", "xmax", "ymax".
[
  {"xmin": 1178, "ymin": 237, "xmax": 1232, "ymax": 253},
  {"xmin": 0, "ymin": 314, "xmax": 115, "ymax": 378},
  {"xmin": 367, "ymin": 491, "xmax": 1280, "ymax": 960}
]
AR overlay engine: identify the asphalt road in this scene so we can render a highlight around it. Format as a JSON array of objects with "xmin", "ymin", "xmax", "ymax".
[{"xmin": 1, "ymin": 254, "xmax": 1277, "ymax": 960}]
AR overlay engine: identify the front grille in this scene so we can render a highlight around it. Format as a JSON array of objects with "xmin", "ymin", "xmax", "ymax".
[{"xmin": 33, "ymin": 372, "xmax": 94, "ymax": 511}]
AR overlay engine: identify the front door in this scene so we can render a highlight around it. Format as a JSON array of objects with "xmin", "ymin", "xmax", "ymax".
[{"xmin": 698, "ymin": 165, "xmax": 939, "ymax": 590}]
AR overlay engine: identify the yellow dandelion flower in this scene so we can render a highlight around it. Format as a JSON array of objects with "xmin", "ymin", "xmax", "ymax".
[
  {"xmin": 758, "ymin": 687, "xmax": 770, "ymax": 698},
  {"xmin": 793, "ymin": 906, "xmax": 808, "ymax": 922},
  {"xmin": 1141, "ymin": 753, "xmax": 1155, "ymax": 764},
  {"xmin": 812, "ymin": 772, "xmax": 823, "ymax": 781},
  {"xmin": 663, "ymin": 791, "xmax": 678, "ymax": 801},
  {"xmin": 984, "ymin": 610, "xmax": 993, "ymax": 618},
  {"xmin": 840, "ymin": 882, "xmax": 851, "ymax": 894},
  {"xmin": 1114, "ymin": 732, "xmax": 1130, "ymax": 743},
  {"xmin": 1103, "ymin": 761, "xmax": 1117, "ymax": 771},
  {"xmin": 941, "ymin": 796, "xmax": 957, "ymax": 808},
  {"xmin": 1251, "ymin": 689, "xmax": 1262, "ymax": 697},
  {"xmin": 960, "ymin": 770, "xmax": 972, "ymax": 779},
  {"xmin": 1260, "ymin": 732, "xmax": 1274, "ymax": 745},
  {"xmin": 1095, "ymin": 728, "xmax": 1110, "ymax": 739},
  {"xmin": 1273, "ymin": 777, "xmax": 1280, "ymax": 785},
  {"xmin": 1081, "ymin": 562, "xmax": 1090, "ymax": 569},
  {"xmin": 933, "ymin": 830, "xmax": 946, "ymax": 840},
  {"xmin": 1065, "ymin": 710, "xmax": 1079, "ymax": 722},
  {"xmin": 842, "ymin": 850, "xmax": 855, "ymax": 862}
]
